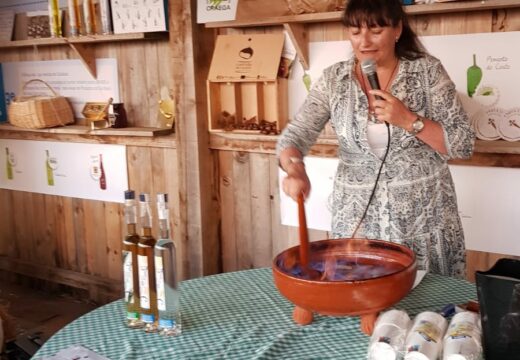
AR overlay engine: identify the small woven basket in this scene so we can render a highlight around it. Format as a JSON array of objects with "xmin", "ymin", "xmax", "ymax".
[{"xmin": 7, "ymin": 79, "xmax": 74, "ymax": 129}]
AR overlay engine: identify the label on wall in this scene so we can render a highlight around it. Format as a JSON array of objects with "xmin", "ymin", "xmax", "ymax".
[
  {"xmin": 1, "ymin": 58, "xmax": 120, "ymax": 119},
  {"xmin": 0, "ymin": 139, "xmax": 128, "ymax": 203},
  {"xmin": 197, "ymin": 0, "xmax": 238, "ymax": 24}
]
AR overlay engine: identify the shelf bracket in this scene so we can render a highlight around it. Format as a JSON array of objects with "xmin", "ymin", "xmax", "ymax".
[
  {"xmin": 283, "ymin": 23, "xmax": 309, "ymax": 71},
  {"xmin": 68, "ymin": 42, "xmax": 97, "ymax": 79}
]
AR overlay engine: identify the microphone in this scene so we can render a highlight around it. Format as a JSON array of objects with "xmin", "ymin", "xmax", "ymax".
[{"xmin": 361, "ymin": 59, "xmax": 383, "ymax": 100}]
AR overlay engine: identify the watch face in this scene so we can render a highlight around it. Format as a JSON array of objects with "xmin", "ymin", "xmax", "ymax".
[{"xmin": 413, "ymin": 118, "xmax": 425, "ymax": 132}]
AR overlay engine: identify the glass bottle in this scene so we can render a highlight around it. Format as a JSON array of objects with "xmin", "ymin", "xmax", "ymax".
[
  {"xmin": 138, "ymin": 193, "xmax": 158, "ymax": 332},
  {"xmin": 67, "ymin": 0, "xmax": 81, "ymax": 36},
  {"xmin": 154, "ymin": 193, "xmax": 182, "ymax": 336},
  {"xmin": 48, "ymin": 0, "xmax": 62, "ymax": 37},
  {"xmin": 46, "ymin": 150, "xmax": 54, "ymax": 186},
  {"xmin": 122, "ymin": 190, "xmax": 143, "ymax": 328},
  {"xmin": 83, "ymin": 0, "xmax": 97, "ymax": 35},
  {"xmin": 99, "ymin": 154, "xmax": 106, "ymax": 190},
  {"xmin": 99, "ymin": 0, "xmax": 113, "ymax": 35},
  {"xmin": 6, "ymin": 147, "xmax": 13, "ymax": 180}
]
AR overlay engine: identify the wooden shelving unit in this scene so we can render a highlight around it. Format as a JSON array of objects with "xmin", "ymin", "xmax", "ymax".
[
  {"xmin": 0, "ymin": 123, "xmax": 175, "ymax": 148},
  {"xmin": 206, "ymin": 0, "xmax": 520, "ymax": 28},
  {"xmin": 206, "ymin": 0, "xmax": 520, "ymax": 70},
  {"xmin": 0, "ymin": 32, "xmax": 168, "ymax": 78}
]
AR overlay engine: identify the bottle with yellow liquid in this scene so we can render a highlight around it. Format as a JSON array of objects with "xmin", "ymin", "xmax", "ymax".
[
  {"xmin": 138, "ymin": 193, "xmax": 158, "ymax": 332},
  {"xmin": 48, "ymin": 0, "xmax": 62, "ymax": 37},
  {"xmin": 123, "ymin": 190, "xmax": 144, "ymax": 328},
  {"xmin": 5, "ymin": 147, "xmax": 13, "ymax": 180},
  {"xmin": 46, "ymin": 150, "xmax": 54, "ymax": 186},
  {"xmin": 67, "ymin": 0, "xmax": 81, "ymax": 36},
  {"xmin": 83, "ymin": 0, "xmax": 97, "ymax": 35}
]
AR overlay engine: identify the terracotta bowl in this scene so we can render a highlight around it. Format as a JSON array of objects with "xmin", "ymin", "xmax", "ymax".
[{"xmin": 272, "ymin": 238, "xmax": 417, "ymax": 335}]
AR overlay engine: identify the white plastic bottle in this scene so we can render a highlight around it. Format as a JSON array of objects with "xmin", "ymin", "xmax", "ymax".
[
  {"xmin": 405, "ymin": 311, "xmax": 448, "ymax": 360},
  {"xmin": 442, "ymin": 311, "xmax": 482, "ymax": 360},
  {"xmin": 368, "ymin": 309, "xmax": 411, "ymax": 360}
]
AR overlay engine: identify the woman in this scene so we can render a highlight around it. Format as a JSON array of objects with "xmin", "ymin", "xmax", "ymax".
[{"xmin": 276, "ymin": 0, "xmax": 475, "ymax": 278}]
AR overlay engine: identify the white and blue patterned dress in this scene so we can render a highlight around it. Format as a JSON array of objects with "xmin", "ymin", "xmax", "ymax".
[{"xmin": 277, "ymin": 54, "xmax": 475, "ymax": 278}]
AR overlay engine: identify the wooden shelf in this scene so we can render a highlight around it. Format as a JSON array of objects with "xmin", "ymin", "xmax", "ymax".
[
  {"xmin": 0, "ymin": 124, "xmax": 175, "ymax": 148},
  {"xmin": 0, "ymin": 32, "xmax": 168, "ymax": 48},
  {"xmin": 210, "ymin": 133, "xmax": 520, "ymax": 168},
  {"xmin": 0, "ymin": 32, "xmax": 168, "ymax": 78},
  {"xmin": 206, "ymin": 0, "xmax": 520, "ymax": 28}
]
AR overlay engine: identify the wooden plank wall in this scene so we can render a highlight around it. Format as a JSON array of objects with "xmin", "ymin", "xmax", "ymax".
[
  {"xmin": 214, "ymin": 8, "xmax": 520, "ymax": 280},
  {"xmin": 0, "ymin": 38, "xmax": 184, "ymax": 303}
]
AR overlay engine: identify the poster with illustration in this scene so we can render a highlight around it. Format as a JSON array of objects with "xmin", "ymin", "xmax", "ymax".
[
  {"xmin": 422, "ymin": 32, "xmax": 520, "ymax": 142},
  {"xmin": 287, "ymin": 31, "xmax": 520, "ymax": 142},
  {"xmin": 0, "ymin": 139, "xmax": 127, "ymax": 203}
]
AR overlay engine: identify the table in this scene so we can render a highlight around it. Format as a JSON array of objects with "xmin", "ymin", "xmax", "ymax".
[{"xmin": 34, "ymin": 268, "xmax": 476, "ymax": 360}]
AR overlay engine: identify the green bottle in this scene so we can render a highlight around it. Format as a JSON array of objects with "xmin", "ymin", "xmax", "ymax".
[
  {"xmin": 6, "ymin": 147, "xmax": 13, "ymax": 180},
  {"xmin": 46, "ymin": 150, "xmax": 54, "ymax": 186},
  {"xmin": 303, "ymin": 72, "xmax": 312, "ymax": 92},
  {"xmin": 467, "ymin": 54, "xmax": 482, "ymax": 98}
]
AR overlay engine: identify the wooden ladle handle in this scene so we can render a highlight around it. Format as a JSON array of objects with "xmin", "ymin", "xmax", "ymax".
[{"xmin": 297, "ymin": 193, "xmax": 310, "ymax": 268}]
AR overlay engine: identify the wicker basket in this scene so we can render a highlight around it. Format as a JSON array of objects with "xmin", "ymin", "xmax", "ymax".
[{"xmin": 7, "ymin": 79, "xmax": 74, "ymax": 129}]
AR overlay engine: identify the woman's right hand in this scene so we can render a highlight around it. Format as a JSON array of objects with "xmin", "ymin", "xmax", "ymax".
[{"xmin": 282, "ymin": 163, "xmax": 311, "ymax": 202}]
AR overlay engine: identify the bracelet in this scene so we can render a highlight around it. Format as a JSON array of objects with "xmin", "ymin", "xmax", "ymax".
[
  {"xmin": 279, "ymin": 156, "xmax": 305, "ymax": 173},
  {"xmin": 288, "ymin": 156, "xmax": 305, "ymax": 166}
]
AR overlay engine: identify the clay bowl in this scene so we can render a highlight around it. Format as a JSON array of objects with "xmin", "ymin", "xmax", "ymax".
[{"xmin": 272, "ymin": 238, "xmax": 417, "ymax": 335}]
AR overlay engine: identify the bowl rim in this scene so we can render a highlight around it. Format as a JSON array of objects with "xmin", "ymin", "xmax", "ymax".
[{"xmin": 272, "ymin": 237, "xmax": 417, "ymax": 284}]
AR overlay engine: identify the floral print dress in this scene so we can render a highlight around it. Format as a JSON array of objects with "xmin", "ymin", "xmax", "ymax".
[{"xmin": 277, "ymin": 54, "xmax": 475, "ymax": 278}]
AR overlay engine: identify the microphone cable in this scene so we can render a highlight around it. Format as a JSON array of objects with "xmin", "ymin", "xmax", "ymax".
[{"xmin": 351, "ymin": 122, "xmax": 391, "ymax": 238}]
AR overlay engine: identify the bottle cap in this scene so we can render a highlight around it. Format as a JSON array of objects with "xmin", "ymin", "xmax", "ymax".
[
  {"xmin": 157, "ymin": 193, "xmax": 168, "ymax": 203},
  {"xmin": 124, "ymin": 190, "xmax": 135, "ymax": 200},
  {"xmin": 139, "ymin": 193, "xmax": 150, "ymax": 202}
]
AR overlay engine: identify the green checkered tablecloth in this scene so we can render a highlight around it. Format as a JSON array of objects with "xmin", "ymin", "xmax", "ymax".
[{"xmin": 33, "ymin": 268, "xmax": 476, "ymax": 360}]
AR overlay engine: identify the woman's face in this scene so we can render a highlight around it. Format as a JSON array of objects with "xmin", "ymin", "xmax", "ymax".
[{"xmin": 347, "ymin": 23, "xmax": 402, "ymax": 65}]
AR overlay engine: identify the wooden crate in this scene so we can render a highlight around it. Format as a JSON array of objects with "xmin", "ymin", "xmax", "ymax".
[
  {"xmin": 207, "ymin": 34, "xmax": 287, "ymax": 134},
  {"xmin": 207, "ymin": 79, "xmax": 287, "ymax": 134}
]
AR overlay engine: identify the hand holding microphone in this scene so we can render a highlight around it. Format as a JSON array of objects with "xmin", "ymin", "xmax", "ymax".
[{"xmin": 361, "ymin": 58, "xmax": 415, "ymax": 128}]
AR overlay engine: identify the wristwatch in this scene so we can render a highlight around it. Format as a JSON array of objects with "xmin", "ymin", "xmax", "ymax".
[{"xmin": 410, "ymin": 116, "xmax": 425, "ymax": 135}]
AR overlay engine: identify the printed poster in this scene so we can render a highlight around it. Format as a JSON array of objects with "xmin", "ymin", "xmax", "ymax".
[
  {"xmin": 0, "ymin": 139, "xmax": 128, "ymax": 203},
  {"xmin": 1, "ymin": 58, "xmax": 120, "ymax": 119}
]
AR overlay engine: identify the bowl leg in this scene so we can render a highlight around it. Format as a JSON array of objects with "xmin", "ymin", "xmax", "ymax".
[
  {"xmin": 360, "ymin": 312, "xmax": 379, "ymax": 335},
  {"xmin": 293, "ymin": 306, "xmax": 313, "ymax": 325}
]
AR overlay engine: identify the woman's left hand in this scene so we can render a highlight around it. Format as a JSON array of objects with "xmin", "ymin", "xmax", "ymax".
[{"xmin": 369, "ymin": 89, "xmax": 415, "ymax": 131}]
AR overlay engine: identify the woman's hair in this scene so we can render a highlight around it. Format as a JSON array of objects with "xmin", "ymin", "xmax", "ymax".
[{"xmin": 342, "ymin": 0, "xmax": 426, "ymax": 60}]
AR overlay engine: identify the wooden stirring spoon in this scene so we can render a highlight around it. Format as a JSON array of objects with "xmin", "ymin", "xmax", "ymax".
[
  {"xmin": 297, "ymin": 193, "xmax": 319, "ymax": 280},
  {"xmin": 293, "ymin": 192, "xmax": 319, "ymax": 326}
]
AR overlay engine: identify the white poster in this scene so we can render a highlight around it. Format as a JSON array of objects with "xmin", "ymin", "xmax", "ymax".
[
  {"xmin": 1, "ymin": 58, "xmax": 120, "ymax": 118},
  {"xmin": 0, "ymin": 139, "xmax": 128, "ymax": 203},
  {"xmin": 197, "ymin": 0, "xmax": 238, "ymax": 24},
  {"xmin": 422, "ymin": 32, "xmax": 520, "ymax": 142}
]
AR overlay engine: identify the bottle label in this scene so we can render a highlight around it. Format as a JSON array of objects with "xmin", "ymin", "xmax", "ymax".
[
  {"xmin": 123, "ymin": 250, "xmax": 134, "ymax": 304},
  {"xmin": 141, "ymin": 313, "xmax": 155, "ymax": 324},
  {"xmin": 159, "ymin": 318, "xmax": 175, "ymax": 329},
  {"xmin": 138, "ymin": 254, "xmax": 150, "ymax": 309},
  {"xmin": 415, "ymin": 320, "xmax": 442, "ymax": 343},
  {"xmin": 447, "ymin": 321, "xmax": 477, "ymax": 339},
  {"xmin": 127, "ymin": 311, "xmax": 139, "ymax": 320},
  {"xmin": 155, "ymin": 255, "xmax": 166, "ymax": 311}
]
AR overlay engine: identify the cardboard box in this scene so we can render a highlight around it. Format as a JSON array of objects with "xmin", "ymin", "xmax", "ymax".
[{"xmin": 207, "ymin": 34, "xmax": 288, "ymax": 134}]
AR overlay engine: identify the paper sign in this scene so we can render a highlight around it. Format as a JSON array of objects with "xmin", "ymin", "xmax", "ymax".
[
  {"xmin": 1, "ymin": 58, "xmax": 120, "ymax": 118},
  {"xmin": 0, "ymin": 139, "xmax": 128, "ymax": 203},
  {"xmin": 197, "ymin": 0, "xmax": 238, "ymax": 24}
]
